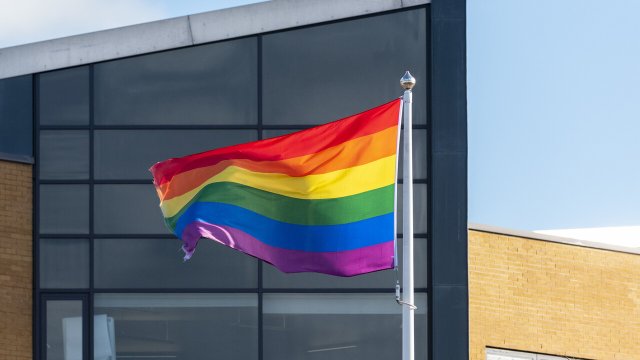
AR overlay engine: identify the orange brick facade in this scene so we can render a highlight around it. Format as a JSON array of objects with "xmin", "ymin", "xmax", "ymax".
[
  {"xmin": 469, "ymin": 229, "xmax": 640, "ymax": 360},
  {"xmin": 0, "ymin": 160, "xmax": 32, "ymax": 360}
]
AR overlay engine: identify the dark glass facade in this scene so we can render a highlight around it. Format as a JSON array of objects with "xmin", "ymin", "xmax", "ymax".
[{"xmin": 36, "ymin": 8, "xmax": 430, "ymax": 360}]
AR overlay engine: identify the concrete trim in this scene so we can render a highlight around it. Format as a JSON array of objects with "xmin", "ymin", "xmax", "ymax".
[
  {"xmin": 0, "ymin": 0, "xmax": 429, "ymax": 79},
  {"xmin": 469, "ymin": 223, "xmax": 640, "ymax": 256}
]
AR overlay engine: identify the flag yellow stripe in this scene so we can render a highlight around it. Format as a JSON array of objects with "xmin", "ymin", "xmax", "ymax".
[{"xmin": 159, "ymin": 155, "xmax": 396, "ymax": 218}]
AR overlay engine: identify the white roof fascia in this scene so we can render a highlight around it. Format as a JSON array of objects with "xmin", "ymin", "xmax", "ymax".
[
  {"xmin": 469, "ymin": 223, "xmax": 640, "ymax": 256},
  {"xmin": 0, "ymin": 0, "xmax": 429, "ymax": 79}
]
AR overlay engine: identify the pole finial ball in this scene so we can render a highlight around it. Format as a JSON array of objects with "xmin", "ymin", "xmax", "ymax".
[{"xmin": 400, "ymin": 71, "xmax": 416, "ymax": 90}]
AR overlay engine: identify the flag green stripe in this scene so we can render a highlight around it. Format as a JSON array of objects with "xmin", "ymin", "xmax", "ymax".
[{"xmin": 164, "ymin": 182, "xmax": 394, "ymax": 229}]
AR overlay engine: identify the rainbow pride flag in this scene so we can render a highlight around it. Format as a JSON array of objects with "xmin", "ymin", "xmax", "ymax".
[{"xmin": 150, "ymin": 99, "xmax": 402, "ymax": 276}]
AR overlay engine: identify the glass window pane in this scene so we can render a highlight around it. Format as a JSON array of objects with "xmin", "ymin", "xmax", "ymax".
[
  {"xmin": 0, "ymin": 75, "xmax": 32, "ymax": 159},
  {"xmin": 39, "ymin": 185, "xmax": 89, "ymax": 234},
  {"xmin": 40, "ymin": 238, "xmax": 89, "ymax": 288},
  {"xmin": 263, "ymin": 293, "xmax": 427, "ymax": 360},
  {"xmin": 40, "ymin": 130, "xmax": 89, "ymax": 179},
  {"xmin": 39, "ymin": 66, "xmax": 89, "ymax": 125},
  {"xmin": 94, "ymin": 184, "xmax": 168, "ymax": 234},
  {"xmin": 46, "ymin": 300, "xmax": 83, "ymax": 360},
  {"xmin": 262, "ymin": 129, "xmax": 301, "ymax": 139},
  {"xmin": 94, "ymin": 130, "xmax": 256, "ymax": 180},
  {"xmin": 399, "ymin": 129, "xmax": 427, "ymax": 180},
  {"xmin": 94, "ymin": 38, "xmax": 258, "ymax": 125},
  {"xmin": 94, "ymin": 238, "xmax": 257, "ymax": 288},
  {"xmin": 262, "ymin": 9, "xmax": 427, "ymax": 125},
  {"xmin": 397, "ymin": 183, "xmax": 427, "ymax": 234},
  {"xmin": 263, "ymin": 237, "xmax": 427, "ymax": 288},
  {"xmin": 94, "ymin": 294, "xmax": 258, "ymax": 360}
]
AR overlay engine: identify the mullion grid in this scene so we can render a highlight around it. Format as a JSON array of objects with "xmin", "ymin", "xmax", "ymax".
[{"xmin": 35, "ymin": 47, "xmax": 428, "ymax": 360}]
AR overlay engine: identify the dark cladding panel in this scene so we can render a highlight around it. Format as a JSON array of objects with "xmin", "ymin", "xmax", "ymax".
[
  {"xmin": 39, "ymin": 66, "xmax": 90, "ymax": 125},
  {"xmin": 0, "ymin": 75, "xmax": 32, "ymax": 161},
  {"xmin": 94, "ymin": 37, "xmax": 258, "ymax": 125},
  {"xmin": 429, "ymin": 0, "xmax": 468, "ymax": 358},
  {"xmin": 262, "ymin": 9, "xmax": 427, "ymax": 125}
]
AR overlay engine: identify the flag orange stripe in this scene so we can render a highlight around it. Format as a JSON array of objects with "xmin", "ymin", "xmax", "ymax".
[{"xmin": 157, "ymin": 126, "xmax": 398, "ymax": 201}]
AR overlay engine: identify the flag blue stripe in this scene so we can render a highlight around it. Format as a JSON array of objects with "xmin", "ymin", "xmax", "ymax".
[{"xmin": 173, "ymin": 202, "xmax": 394, "ymax": 252}]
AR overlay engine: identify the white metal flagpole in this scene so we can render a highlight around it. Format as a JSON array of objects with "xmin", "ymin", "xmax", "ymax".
[{"xmin": 400, "ymin": 70, "xmax": 416, "ymax": 360}]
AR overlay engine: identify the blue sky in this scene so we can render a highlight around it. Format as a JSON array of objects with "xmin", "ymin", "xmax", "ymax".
[
  {"xmin": 468, "ymin": 0, "xmax": 640, "ymax": 230},
  {"xmin": 1, "ymin": 0, "xmax": 637, "ymax": 232}
]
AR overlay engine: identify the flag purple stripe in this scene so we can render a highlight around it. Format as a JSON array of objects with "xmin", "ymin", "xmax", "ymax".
[{"xmin": 182, "ymin": 220, "xmax": 394, "ymax": 277}]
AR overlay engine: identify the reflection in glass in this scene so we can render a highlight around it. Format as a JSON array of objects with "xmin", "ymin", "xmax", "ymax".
[
  {"xmin": 263, "ymin": 293, "xmax": 427, "ymax": 360},
  {"xmin": 94, "ymin": 238, "xmax": 258, "ymax": 289},
  {"xmin": 39, "ymin": 185, "xmax": 89, "ymax": 234},
  {"xmin": 46, "ymin": 300, "xmax": 83, "ymax": 360},
  {"xmin": 40, "ymin": 238, "xmax": 89, "ymax": 289},
  {"xmin": 94, "ymin": 294, "xmax": 258, "ymax": 360}
]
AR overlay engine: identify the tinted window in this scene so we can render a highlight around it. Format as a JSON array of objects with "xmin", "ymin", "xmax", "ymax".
[
  {"xmin": 263, "ymin": 294, "xmax": 427, "ymax": 360},
  {"xmin": 0, "ymin": 75, "xmax": 32, "ymax": 160},
  {"xmin": 39, "ymin": 66, "xmax": 89, "ymax": 125},
  {"xmin": 45, "ymin": 300, "xmax": 84, "ymax": 360},
  {"xmin": 94, "ymin": 238, "xmax": 258, "ymax": 288},
  {"xmin": 39, "ymin": 185, "xmax": 89, "ymax": 234},
  {"xmin": 262, "ymin": 9, "xmax": 427, "ymax": 125},
  {"xmin": 94, "ymin": 38, "xmax": 258, "ymax": 125},
  {"xmin": 398, "ymin": 183, "xmax": 428, "ymax": 234},
  {"xmin": 94, "ymin": 294, "xmax": 258, "ymax": 359},
  {"xmin": 40, "ymin": 130, "xmax": 89, "ymax": 179},
  {"xmin": 94, "ymin": 130, "xmax": 256, "ymax": 180},
  {"xmin": 94, "ymin": 184, "xmax": 168, "ymax": 234},
  {"xmin": 40, "ymin": 238, "xmax": 89, "ymax": 288},
  {"xmin": 399, "ymin": 129, "xmax": 428, "ymax": 180}
]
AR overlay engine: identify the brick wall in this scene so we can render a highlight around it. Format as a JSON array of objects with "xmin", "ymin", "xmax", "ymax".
[
  {"xmin": 469, "ymin": 229, "xmax": 640, "ymax": 360},
  {"xmin": 0, "ymin": 160, "xmax": 32, "ymax": 360}
]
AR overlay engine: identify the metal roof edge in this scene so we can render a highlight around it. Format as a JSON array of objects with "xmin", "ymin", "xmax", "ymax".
[
  {"xmin": 0, "ymin": 152, "xmax": 34, "ymax": 164},
  {"xmin": 469, "ymin": 223, "xmax": 640, "ymax": 256},
  {"xmin": 0, "ymin": 0, "xmax": 429, "ymax": 79}
]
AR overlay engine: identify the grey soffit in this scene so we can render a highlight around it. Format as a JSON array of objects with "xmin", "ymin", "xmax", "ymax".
[
  {"xmin": 469, "ymin": 223, "xmax": 640, "ymax": 256},
  {"xmin": 0, "ymin": 0, "xmax": 429, "ymax": 79}
]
